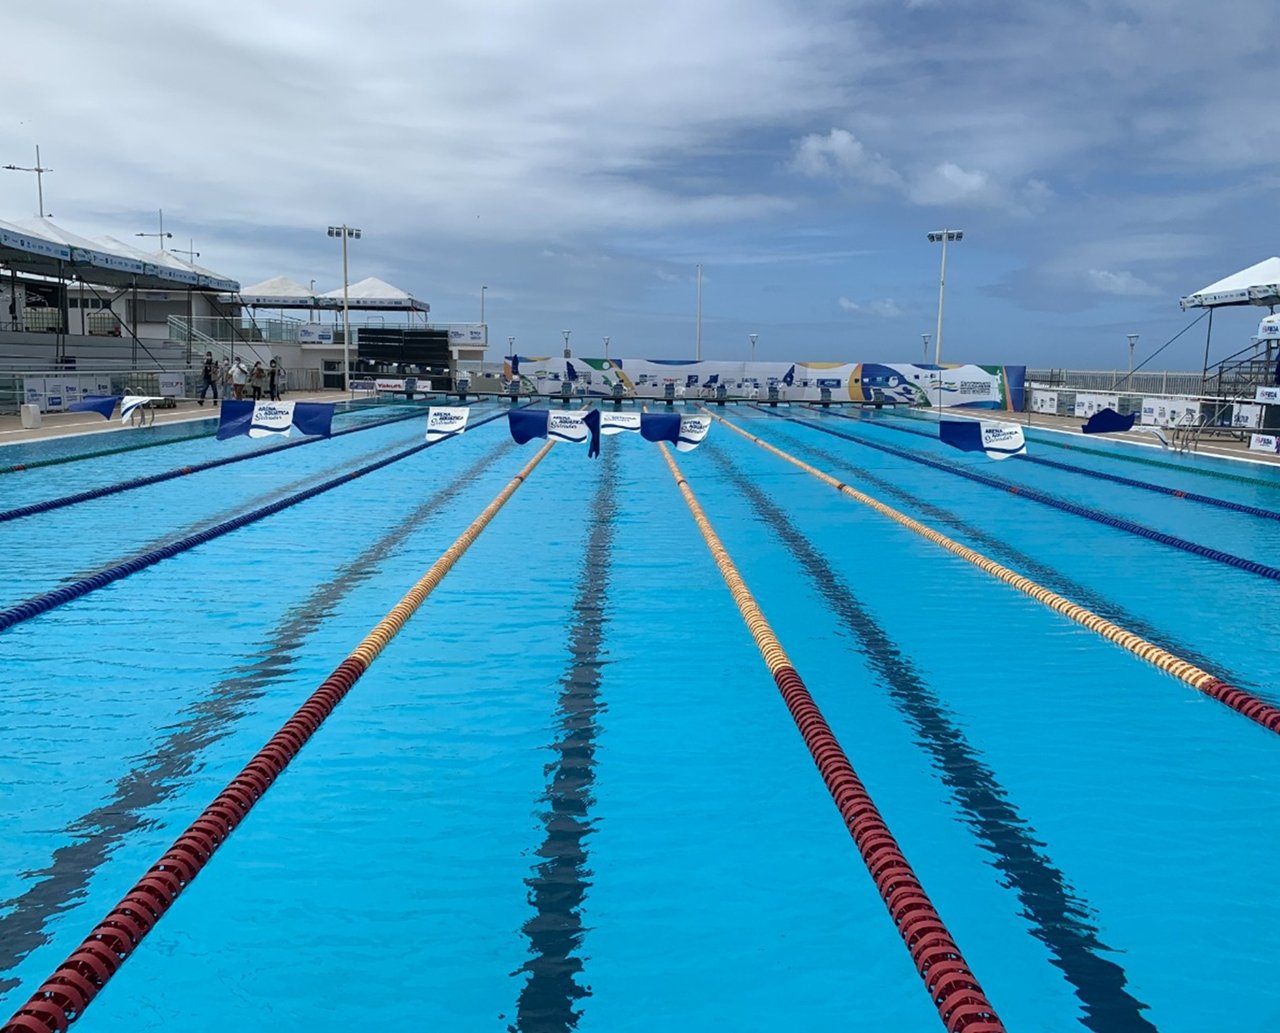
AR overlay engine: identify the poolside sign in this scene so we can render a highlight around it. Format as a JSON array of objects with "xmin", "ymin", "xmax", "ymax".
[
  {"xmin": 216, "ymin": 400, "xmax": 335, "ymax": 440},
  {"xmin": 508, "ymin": 408, "xmax": 602, "ymax": 457},
  {"xmin": 938, "ymin": 419, "xmax": 1026, "ymax": 460},
  {"xmin": 426, "ymin": 406, "xmax": 469, "ymax": 443}
]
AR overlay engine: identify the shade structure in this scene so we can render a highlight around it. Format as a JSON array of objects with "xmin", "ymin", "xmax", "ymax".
[
  {"xmin": 1180, "ymin": 257, "xmax": 1280, "ymax": 310},
  {"xmin": 317, "ymin": 276, "xmax": 428, "ymax": 311},
  {"xmin": 236, "ymin": 275, "xmax": 316, "ymax": 307}
]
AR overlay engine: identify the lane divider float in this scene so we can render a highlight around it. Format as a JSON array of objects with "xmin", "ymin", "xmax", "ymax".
[
  {"xmin": 714, "ymin": 411, "xmax": 1280, "ymax": 736},
  {"xmin": 0, "ymin": 406, "xmax": 437, "ymax": 525},
  {"xmin": 813, "ymin": 407, "xmax": 1280, "ymax": 522},
  {"xmin": 0, "ymin": 406, "xmax": 528, "ymax": 633},
  {"xmin": 655, "ymin": 439, "xmax": 1006, "ymax": 1033},
  {"xmin": 754, "ymin": 407, "xmax": 1280, "ymax": 585},
  {"xmin": 0, "ymin": 439, "xmax": 556, "ymax": 1033}
]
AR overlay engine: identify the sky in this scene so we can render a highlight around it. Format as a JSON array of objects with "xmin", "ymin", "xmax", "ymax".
[{"xmin": 2, "ymin": 0, "xmax": 1278, "ymax": 372}]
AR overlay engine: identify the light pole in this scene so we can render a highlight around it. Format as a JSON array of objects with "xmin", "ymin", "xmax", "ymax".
[
  {"xmin": 1127, "ymin": 333, "xmax": 1138, "ymax": 378},
  {"xmin": 136, "ymin": 209, "xmax": 173, "ymax": 251},
  {"xmin": 749, "ymin": 333, "xmax": 758, "ymax": 364},
  {"xmin": 922, "ymin": 333, "xmax": 931, "ymax": 363},
  {"xmin": 3, "ymin": 145, "xmax": 52, "ymax": 217},
  {"xmin": 927, "ymin": 229, "xmax": 963, "ymax": 365},
  {"xmin": 603, "ymin": 336, "xmax": 610, "ymax": 362},
  {"xmin": 562, "ymin": 329, "xmax": 571, "ymax": 357},
  {"xmin": 695, "ymin": 263, "xmax": 703, "ymax": 360},
  {"xmin": 327, "ymin": 225, "xmax": 362, "ymax": 392},
  {"xmin": 480, "ymin": 285, "xmax": 487, "ymax": 326},
  {"xmin": 309, "ymin": 279, "xmax": 316, "ymax": 324}
]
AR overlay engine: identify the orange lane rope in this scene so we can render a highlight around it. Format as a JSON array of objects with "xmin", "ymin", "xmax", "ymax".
[{"xmin": 709, "ymin": 410, "xmax": 1280, "ymax": 736}]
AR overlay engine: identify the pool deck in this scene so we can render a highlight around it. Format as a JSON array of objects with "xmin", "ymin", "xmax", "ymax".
[{"xmin": 4, "ymin": 395, "xmax": 1280, "ymax": 469}]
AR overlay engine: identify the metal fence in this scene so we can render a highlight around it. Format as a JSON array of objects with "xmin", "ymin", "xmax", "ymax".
[{"xmin": 1026, "ymin": 368, "xmax": 1207, "ymax": 396}]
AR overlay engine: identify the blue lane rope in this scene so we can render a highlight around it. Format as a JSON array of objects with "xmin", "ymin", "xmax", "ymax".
[
  {"xmin": 0, "ymin": 407, "xmax": 435, "ymax": 525},
  {"xmin": 751, "ymin": 406, "xmax": 1280, "ymax": 585},
  {"xmin": 814, "ymin": 407, "xmax": 1280, "ymax": 523},
  {"xmin": 0, "ymin": 405, "xmax": 527, "ymax": 633}
]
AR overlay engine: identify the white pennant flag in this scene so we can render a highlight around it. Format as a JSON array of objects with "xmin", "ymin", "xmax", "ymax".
[
  {"xmin": 426, "ymin": 406, "xmax": 470, "ymax": 443},
  {"xmin": 247, "ymin": 401, "xmax": 297, "ymax": 438},
  {"xmin": 675, "ymin": 414, "xmax": 712, "ymax": 451},
  {"xmin": 600, "ymin": 412, "xmax": 642, "ymax": 435}
]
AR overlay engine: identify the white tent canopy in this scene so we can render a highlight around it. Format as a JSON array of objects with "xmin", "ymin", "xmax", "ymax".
[
  {"xmin": 1180, "ymin": 257, "xmax": 1280, "ymax": 310},
  {"xmin": 237, "ymin": 275, "xmax": 316, "ymax": 306},
  {"xmin": 318, "ymin": 276, "xmax": 428, "ymax": 311}
]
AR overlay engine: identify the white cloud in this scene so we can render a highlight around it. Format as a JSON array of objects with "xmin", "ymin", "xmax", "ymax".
[
  {"xmin": 839, "ymin": 296, "xmax": 903, "ymax": 317},
  {"xmin": 1085, "ymin": 269, "xmax": 1161, "ymax": 297},
  {"xmin": 791, "ymin": 129, "xmax": 902, "ymax": 187}
]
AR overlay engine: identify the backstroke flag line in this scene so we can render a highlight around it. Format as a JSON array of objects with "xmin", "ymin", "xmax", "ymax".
[
  {"xmin": 508, "ymin": 408, "xmax": 602, "ymax": 457},
  {"xmin": 68, "ymin": 395, "xmax": 119, "ymax": 420},
  {"xmin": 120, "ymin": 396, "xmax": 163, "ymax": 423},
  {"xmin": 571, "ymin": 411, "xmax": 711, "ymax": 450},
  {"xmin": 1081, "ymin": 408, "xmax": 1137, "ymax": 434},
  {"xmin": 675, "ymin": 414, "xmax": 712, "ymax": 452},
  {"xmin": 938, "ymin": 419, "xmax": 1026, "ymax": 460},
  {"xmin": 426, "ymin": 406, "xmax": 469, "ymax": 443},
  {"xmin": 217, "ymin": 400, "xmax": 336, "ymax": 441}
]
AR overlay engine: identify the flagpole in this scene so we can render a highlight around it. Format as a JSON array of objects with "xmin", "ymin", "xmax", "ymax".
[{"xmin": 695, "ymin": 263, "xmax": 702, "ymax": 361}]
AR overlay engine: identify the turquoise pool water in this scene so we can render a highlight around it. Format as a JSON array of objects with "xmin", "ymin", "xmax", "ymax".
[{"xmin": 1, "ymin": 401, "xmax": 1278, "ymax": 1032}]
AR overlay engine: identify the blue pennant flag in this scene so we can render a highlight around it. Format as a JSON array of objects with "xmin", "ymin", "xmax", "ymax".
[
  {"xmin": 507, "ymin": 409, "xmax": 601, "ymax": 457},
  {"xmin": 639, "ymin": 412, "xmax": 681, "ymax": 444},
  {"xmin": 685, "ymin": 374, "xmax": 700, "ymax": 388},
  {"xmin": 565, "ymin": 361, "xmax": 579, "ymax": 382},
  {"xmin": 704, "ymin": 373, "xmax": 720, "ymax": 387},
  {"xmin": 782, "ymin": 364, "xmax": 796, "ymax": 387},
  {"xmin": 1081, "ymin": 408, "xmax": 1136, "ymax": 434},
  {"xmin": 511, "ymin": 354, "xmax": 520, "ymax": 376},
  {"xmin": 939, "ymin": 419, "xmax": 1026, "ymax": 460},
  {"xmin": 217, "ymin": 400, "xmax": 335, "ymax": 441},
  {"xmin": 68, "ymin": 395, "xmax": 119, "ymax": 420}
]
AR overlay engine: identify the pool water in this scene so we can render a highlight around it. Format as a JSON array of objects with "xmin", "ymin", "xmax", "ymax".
[{"xmin": 1, "ymin": 401, "xmax": 1278, "ymax": 1032}]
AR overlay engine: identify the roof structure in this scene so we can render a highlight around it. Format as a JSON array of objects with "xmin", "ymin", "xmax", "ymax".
[
  {"xmin": 1180, "ymin": 257, "xmax": 1280, "ymax": 310},
  {"xmin": 318, "ymin": 276, "xmax": 428, "ymax": 311},
  {"xmin": 238, "ymin": 275, "xmax": 315, "ymax": 306},
  {"xmin": 0, "ymin": 216, "xmax": 240, "ymax": 292}
]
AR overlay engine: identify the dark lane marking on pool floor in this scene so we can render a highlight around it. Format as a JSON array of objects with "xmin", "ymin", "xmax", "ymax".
[
  {"xmin": 511, "ymin": 446, "xmax": 616, "ymax": 1033},
  {"xmin": 0, "ymin": 441, "xmax": 515, "ymax": 995},
  {"xmin": 757, "ymin": 418, "xmax": 1260, "ymax": 697},
  {"xmin": 708, "ymin": 442, "xmax": 1156, "ymax": 1033}
]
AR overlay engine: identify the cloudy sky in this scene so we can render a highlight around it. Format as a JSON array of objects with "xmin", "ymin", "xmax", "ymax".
[{"xmin": 3, "ymin": 0, "xmax": 1277, "ymax": 370}]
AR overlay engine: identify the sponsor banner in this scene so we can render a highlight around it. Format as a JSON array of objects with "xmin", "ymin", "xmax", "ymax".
[
  {"xmin": 298, "ymin": 322, "xmax": 334, "ymax": 344},
  {"xmin": 507, "ymin": 408, "xmax": 601, "ymax": 457},
  {"xmin": 1141, "ymin": 397, "xmax": 1201, "ymax": 427},
  {"xmin": 548, "ymin": 410, "xmax": 595, "ymax": 445},
  {"xmin": 1258, "ymin": 315, "xmax": 1280, "ymax": 340},
  {"xmin": 1233, "ymin": 403, "xmax": 1263, "ymax": 429},
  {"xmin": 349, "ymin": 378, "xmax": 377, "ymax": 391},
  {"xmin": 600, "ymin": 412, "xmax": 642, "ymax": 435},
  {"xmin": 1255, "ymin": 385, "xmax": 1280, "ymax": 403},
  {"xmin": 1249, "ymin": 433, "xmax": 1280, "ymax": 453},
  {"xmin": 675, "ymin": 414, "xmax": 712, "ymax": 452},
  {"xmin": 1031, "ymin": 389, "xmax": 1058, "ymax": 414},
  {"xmin": 939, "ymin": 419, "xmax": 1027, "ymax": 459},
  {"xmin": 158, "ymin": 373, "xmax": 185, "ymax": 397},
  {"xmin": 426, "ymin": 406, "xmax": 469, "ymax": 443},
  {"xmin": 497, "ymin": 358, "xmax": 1024, "ymax": 409},
  {"xmin": 1073, "ymin": 392, "xmax": 1119, "ymax": 419},
  {"xmin": 217, "ymin": 400, "xmax": 335, "ymax": 440},
  {"xmin": 447, "ymin": 323, "xmax": 488, "ymax": 345}
]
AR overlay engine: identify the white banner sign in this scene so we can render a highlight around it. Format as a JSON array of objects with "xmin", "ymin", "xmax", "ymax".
[
  {"xmin": 426, "ymin": 406, "xmax": 469, "ymax": 443},
  {"xmin": 548, "ymin": 410, "xmax": 594, "ymax": 445},
  {"xmin": 447, "ymin": 323, "xmax": 488, "ymax": 345},
  {"xmin": 246, "ymin": 401, "xmax": 296, "ymax": 438},
  {"xmin": 1254, "ymin": 386, "xmax": 1280, "ymax": 403},
  {"xmin": 675, "ymin": 414, "xmax": 712, "ymax": 452},
  {"xmin": 600, "ymin": 412, "xmax": 642, "ymax": 435},
  {"xmin": 1249, "ymin": 433, "xmax": 1279, "ymax": 452},
  {"xmin": 1233, "ymin": 403, "xmax": 1263, "ymax": 429},
  {"xmin": 299, "ymin": 322, "xmax": 334, "ymax": 344},
  {"xmin": 980, "ymin": 421, "xmax": 1026, "ymax": 459},
  {"xmin": 1031, "ymin": 389, "xmax": 1058, "ymax": 414},
  {"xmin": 1073, "ymin": 392, "xmax": 1119, "ymax": 418}
]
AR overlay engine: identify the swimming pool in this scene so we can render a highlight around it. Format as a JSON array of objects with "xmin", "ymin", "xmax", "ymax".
[{"xmin": 2, "ymin": 400, "xmax": 1278, "ymax": 1031}]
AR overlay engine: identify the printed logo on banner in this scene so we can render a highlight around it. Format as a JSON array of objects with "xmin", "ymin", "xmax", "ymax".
[
  {"xmin": 349, "ymin": 379, "xmax": 376, "ymax": 391},
  {"xmin": 979, "ymin": 421, "xmax": 1026, "ymax": 459},
  {"xmin": 600, "ymin": 412, "xmax": 642, "ymax": 435},
  {"xmin": 1255, "ymin": 386, "xmax": 1280, "ymax": 403},
  {"xmin": 426, "ymin": 406, "xmax": 469, "ymax": 443},
  {"xmin": 248, "ymin": 401, "xmax": 296, "ymax": 438},
  {"xmin": 1249, "ymin": 434, "xmax": 1280, "ymax": 453},
  {"xmin": 676, "ymin": 415, "xmax": 711, "ymax": 452},
  {"xmin": 548, "ymin": 411, "xmax": 592, "ymax": 444}
]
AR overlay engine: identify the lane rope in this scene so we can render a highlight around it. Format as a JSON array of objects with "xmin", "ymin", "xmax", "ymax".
[
  {"xmin": 0, "ymin": 407, "xmax": 435, "ymax": 524},
  {"xmin": 654, "ymin": 438, "xmax": 1006, "ymax": 1033},
  {"xmin": 753, "ymin": 407, "xmax": 1280, "ymax": 584},
  {"xmin": 0, "ymin": 406, "xmax": 529, "ymax": 633},
  {"xmin": 814, "ymin": 407, "xmax": 1280, "ymax": 522},
  {"xmin": 0, "ymin": 439, "xmax": 557, "ymax": 1033},
  {"xmin": 714, "ymin": 411, "xmax": 1280, "ymax": 736}
]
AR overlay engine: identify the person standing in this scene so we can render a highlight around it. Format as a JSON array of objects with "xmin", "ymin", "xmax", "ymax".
[
  {"xmin": 231, "ymin": 357, "xmax": 249, "ymax": 400},
  {"xmin": 250, "ymin": 361, "xmax": 266, "ymax": 400},
  {"xmin": 197, "ymin": 351, "xmax": 219, "ymax": 406},
  {"xmin": 267, "ymin": 358, "xmax": 281, "ymax": 401}
]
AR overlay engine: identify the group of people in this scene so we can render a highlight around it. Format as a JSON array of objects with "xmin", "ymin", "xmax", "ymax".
[{"xmin": 198, "ymin": 352, "xmax": 286, "ymax": 405}]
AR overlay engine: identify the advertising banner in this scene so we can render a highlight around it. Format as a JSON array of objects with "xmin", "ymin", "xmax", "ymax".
[
  {"xmin": 1254, "ymin": 386, "xmax": 1280, "ymax": 403},
  {"xmin": 299, "ymin": 323, "xmax": 334, "ymax": 344},
  {"xmin": 425, "ymin": 406, "xmax": 469, "ymax": 443},
  {"xmin": 1249, "ymin": 434, "xmax": 1279, "ymax": 452},
  {"xmin": 1073, "ymin": 392, "xmax": 1119, "ymax": 419}
]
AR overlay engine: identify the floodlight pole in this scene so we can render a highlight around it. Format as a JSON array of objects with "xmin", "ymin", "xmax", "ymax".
[
  {"xmin": 749, "ymin": 333, "xmax": 758, "ymax": 364},
  {"xmin": 1127, "ymin": 333, "xmax": 1138, "ymax": 378},
  {"xmin": 135, "ymin": 209, "xmax": 173, "ymax": 251},
  {"xmin": 328, "ymin": 224, "xmax": 362, "ymax": 393},
  {"xmin": 695, "ymin": 263, "xmax": 703, "ymax": 360},
  {"xmin": 922, "ymin": 333, "xmax": 931, "ymax": 363},
  {"xmin": 603, "ymin": 335, "xmax": 610, "ymax": 362},
  {"xmin": 928, "ymin": 229, "xmax": 963, "ymax": 365}
]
